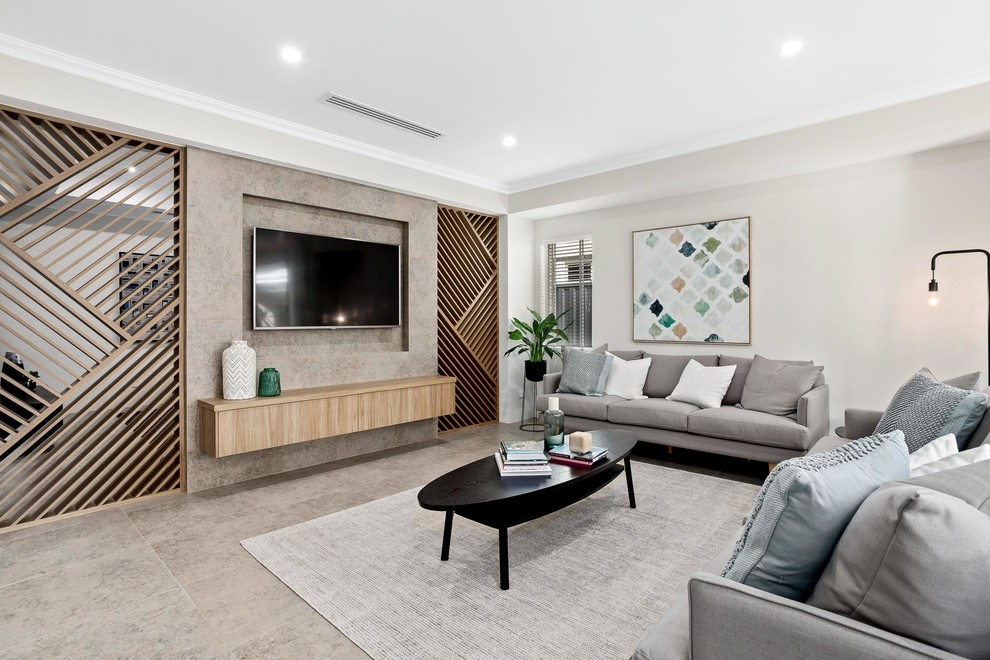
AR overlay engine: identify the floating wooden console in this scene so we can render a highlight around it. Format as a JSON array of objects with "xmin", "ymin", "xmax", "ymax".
[{"xmin": 198, "ymin": 375, "xmax": 456, "ymax": 458}]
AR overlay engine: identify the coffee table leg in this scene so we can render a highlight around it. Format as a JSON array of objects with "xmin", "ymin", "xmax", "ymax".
[
  {"xmin": 441, "ymin": 510, "xmax": 453, "ymax": 561},
  {"xmin": 498, "ymin": 526, "xmax": 509, "ymax": 590},
  {"xmin": 624, "ymin": 456, "xmax": 637, "ymax": 509}
]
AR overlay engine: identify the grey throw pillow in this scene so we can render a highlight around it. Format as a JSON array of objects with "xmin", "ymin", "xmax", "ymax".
[
  {"xmin": 719, "ymin": 355, "xmax": 814, "ymax": 406},
  {"xmin": 609, "ymin": 349, "xmax": 644, "ymax": 361},
  {"xmin": 739, "ymin": 354, "xmax": 824, "ymax": 417},
  {"xmin": 808, "ymin": 479, "xmax": 990, "ymax": 658},
  {"xmin": 642, "ymin": 354, "xmax": 719, "ymax": 399},
  {"xmin": 875, "ymin": 370, "xmax": 989, "ymax": 452},
  {"xmin": 557, "ymin": 351, "xmax": 614, "ymax": 397},
  {"xmin": 941, "ymin": 370, "xmax": 982, "ymax": 390},
  {"xmin": 722, "ymin": 431, "xmax": 909, "ymax": 601}
]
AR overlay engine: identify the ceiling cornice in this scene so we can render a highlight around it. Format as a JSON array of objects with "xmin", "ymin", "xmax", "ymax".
[
  {"xmin": 504, "ymin": 64, "xmax": 990, "ymax": 194},
  {"xmin": 5, "ymin": 33, "xmax": 990, "ymax": 203},
  {"xmin": 0, "ymin": 33, "xmax": 509, "ymax": 194}
]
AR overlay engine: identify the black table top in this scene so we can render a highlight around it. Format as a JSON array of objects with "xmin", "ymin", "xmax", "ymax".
[{"xmin": 418, "ymin": 429, "xmax": 637, "ymax": 511}]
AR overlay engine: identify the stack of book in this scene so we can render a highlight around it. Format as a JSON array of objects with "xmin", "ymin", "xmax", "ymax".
[
  {"xmin": 495, "ymin": 439, "xmax": 552, "ymax": 477},
  {"xmin": 548, "ymin": 444, "xmax": 608, "ymax": 468}
]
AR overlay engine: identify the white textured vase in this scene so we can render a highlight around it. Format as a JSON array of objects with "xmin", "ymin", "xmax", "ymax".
[{"xmin": 222, "ymin": 340, "xmax": 256, "ymax": 400}]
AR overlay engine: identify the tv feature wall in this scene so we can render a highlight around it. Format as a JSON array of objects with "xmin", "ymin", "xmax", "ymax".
[{"xmin": 185, "ymin": 147, "xmax": 438, "ymax": 492}]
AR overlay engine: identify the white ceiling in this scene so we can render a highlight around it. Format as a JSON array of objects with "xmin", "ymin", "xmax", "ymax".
[{"xmin": 4, "ymin": 1, "xmax": 990, "ymax": 193}]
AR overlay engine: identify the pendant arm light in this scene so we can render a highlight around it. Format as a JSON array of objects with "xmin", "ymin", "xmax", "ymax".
[{"xmin": 928, "ymin": 249, "xmax": 990, "ymax": 381}]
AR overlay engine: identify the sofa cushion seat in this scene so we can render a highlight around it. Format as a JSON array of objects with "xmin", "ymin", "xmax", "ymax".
[
  {"xmin": 687, "ymin": 406, "xmax": 813, "ymax": 450},
  {"xmin": 535, "ymin": 393, "xmax": 625, "ymax": 421},
  {"xmin": 607, "ymin": 398, "xmax": 700, "ymax": 432}
]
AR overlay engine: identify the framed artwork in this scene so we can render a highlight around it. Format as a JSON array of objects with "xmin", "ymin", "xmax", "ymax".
[
  {"xmin": 118, "ymin": 252, "xmax": 177, "ymax": 341},
  {"xmin": 632, "ymin": 217, "xmax": 750, "ymax": 344}
]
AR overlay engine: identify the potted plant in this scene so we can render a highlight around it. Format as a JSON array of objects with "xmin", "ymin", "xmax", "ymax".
[{"xmin": 504, "ymin": 308, "xmax": 570, "ymax": 382}]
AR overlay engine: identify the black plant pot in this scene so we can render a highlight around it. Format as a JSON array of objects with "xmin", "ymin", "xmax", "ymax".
[{"xmin": 524, "ymin": 360, "xmax": 548, "ymax": 383}]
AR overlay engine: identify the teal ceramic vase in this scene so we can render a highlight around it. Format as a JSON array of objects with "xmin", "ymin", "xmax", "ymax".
[{"xmin": 258, "ymin": 368, "xmax": 281, "ymax": 397}]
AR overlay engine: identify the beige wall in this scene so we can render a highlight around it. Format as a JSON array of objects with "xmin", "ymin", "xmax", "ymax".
[
  {"xmin": 185, "ymin": 148, "xmax": 438, "ymax": 492},
  {"xmin": 519, "ymin": 139, "xmax": 990, "ymax": 429}
]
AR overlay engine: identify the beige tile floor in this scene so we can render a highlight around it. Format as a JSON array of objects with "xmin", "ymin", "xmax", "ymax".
[{"xmin": 0, "ymin": 423, "xmax": 765, "ymax": 659}]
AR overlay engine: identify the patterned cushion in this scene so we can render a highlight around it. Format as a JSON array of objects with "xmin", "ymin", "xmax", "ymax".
[
  {"xmin": 876, "ymin": 370, "xmax": 989, "ymax": 452},
  {"xmin": 557, "ymin": 351, "xmax": 614, "ymax": 397},
  {"xmin": 722, "ymin": 431, "xmax": 909, "ymax": 600}
]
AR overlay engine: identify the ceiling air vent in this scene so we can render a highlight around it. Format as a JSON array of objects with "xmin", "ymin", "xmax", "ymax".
[{"xmin": 318, "ymin": 93, "xmax": 443, "ymax": 139}]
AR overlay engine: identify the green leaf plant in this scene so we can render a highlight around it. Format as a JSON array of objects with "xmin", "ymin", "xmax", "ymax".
[{"xmin": 504, "ymin": 307, "xmax": 571, "ymax": 363}]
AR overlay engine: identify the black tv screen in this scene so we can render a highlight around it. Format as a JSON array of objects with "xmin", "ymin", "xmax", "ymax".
[{"xmin": 253, "ymin": 227, "xmax": 401, "ymax": 329}]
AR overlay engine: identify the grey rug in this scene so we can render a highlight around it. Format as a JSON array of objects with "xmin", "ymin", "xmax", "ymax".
[{"xmin": 242, "ymin": 463, "xmax": 760, "ymax": 660}]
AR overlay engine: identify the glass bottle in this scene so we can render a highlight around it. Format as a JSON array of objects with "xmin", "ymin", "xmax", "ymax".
[{"xmin": 544, "ymin": 396, "xmax": 565, "ymax": 450}]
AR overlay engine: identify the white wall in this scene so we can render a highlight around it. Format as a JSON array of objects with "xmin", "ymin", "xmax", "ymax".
[
  {"xmin": 523, "ymin": 139, "xmax": 990, "ymax": 430},
  {"xmin": 498, "ymin": 214, "xmax": 537, "ymax": 422}
]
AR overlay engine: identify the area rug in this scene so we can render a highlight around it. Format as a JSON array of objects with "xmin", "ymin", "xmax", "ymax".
[{"xmin": 241, "ymin": 463, "xmax": 760, "ymax": 660}]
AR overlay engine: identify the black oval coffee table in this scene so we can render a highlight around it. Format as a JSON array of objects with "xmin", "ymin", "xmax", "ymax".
[{"xmin": 418, "ymin": 430, "xmax": 638, "ymax": 590}]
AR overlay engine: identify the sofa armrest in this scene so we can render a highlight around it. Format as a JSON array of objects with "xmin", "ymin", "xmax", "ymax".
[
  {"xmin": 542, "ymin": 372, "xmax": 561, "ymax": 394},
  {"xmin": 688, "ymin": 573, "xmax": 960, "ymax": 660},
  {"xmin": 844, "ymin": 408, "xmax": 883, "ymax": 439},
  {"xmin": 797, "ymin": 384, "xmax": 829, "ymax": 442}
]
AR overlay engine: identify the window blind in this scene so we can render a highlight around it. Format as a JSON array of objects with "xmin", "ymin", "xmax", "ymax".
[{"xmin": 542, "ymin": 237, "xmax": 593, "ymax": 348}]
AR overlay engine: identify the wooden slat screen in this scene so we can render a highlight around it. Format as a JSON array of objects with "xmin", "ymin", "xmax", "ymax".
[
  {"xmin": 437, "ymin": 206, "xmax": 498, "ymax": 431},
  {"xmin": 0, "ymin": 106, "xmax": 184, "ymax": 529}
]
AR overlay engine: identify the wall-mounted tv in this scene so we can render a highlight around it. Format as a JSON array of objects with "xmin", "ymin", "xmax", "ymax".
[{"xmin": 253, "ymin": 227, "xmax": 401, "ymax": 329}]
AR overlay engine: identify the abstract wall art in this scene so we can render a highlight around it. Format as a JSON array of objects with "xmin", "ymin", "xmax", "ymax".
[{"xmin": 632, "ymin": 217, "xmax": 751, "ymax": 344}]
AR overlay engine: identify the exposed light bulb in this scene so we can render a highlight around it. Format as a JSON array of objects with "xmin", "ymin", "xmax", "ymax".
[
  {"xmin": 779, "ymin": 40, "xmax": 803, "ymax": 57},
  {"xmin": 127, "ymin": 166, "xmax": 136, "ymax": 173},
  {"xmin": 281, "ymin": 46, "xmax": 303, "ymax": 64},
  {"xmin": 928, "ymin": 278, "xmax": 939, "ymax": 306}
]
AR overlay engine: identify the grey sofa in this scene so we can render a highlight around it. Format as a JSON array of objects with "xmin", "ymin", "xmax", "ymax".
[
  {"xmin": 537, "ymin": 352, "xmax": 829, "ymax": 466},
  {"xmin": 632, "ymin": 402, "xmax": 990, "ymax": 660}
]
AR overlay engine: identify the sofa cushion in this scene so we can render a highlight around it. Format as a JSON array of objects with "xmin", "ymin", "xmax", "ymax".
[
  {"xmin": 906, "ymin": 458, "xmax": 990, "ymax": 513},
  {"xmin": 722, "ymin": 431, "xmax": 908, "ymax": 601},
  {"xmin": 740, "ymin": 354, "xmax": 824, "ymax": 417},
  {"xmin": 667, "ymin": 359, "xmax": 736, "ymax": 409},
  {"xmin": 642, "ymin": 354, "xmax": 718, "ymax": 399},
  {"xmin": 610, "ymin": 349, "xmax": 644, "ymax": 361},
  {"xmin": 561, "ymin": 343, "xmax": 607, "ymax": 370},
  {"xmin": 907, "ymin": 433, "xmax": 957, "ymax": 475},
  {"xmin": 536, "ymin": 392, "xmax": 625, "ymax": 421},
  {"xmin": 604, "ymin": 354, "xmax": 651, "ymax": 400},
  {"xmin": 607, "ymin": 398, "xmax": 700, "ymax": 432},
  {"xmin": 807, "ymin": 477, "xmax": 990, "ymax": 658},
  {"xmin": 875, "ymin": 369, "xmax": 989, "ymax": 452},
  {"xmin": 910, "ymin": 445, "xmax": 990, "ymax": 478},
  {"xmin": 719, "ymin": 355, "xmax": 815, "ymax": 406},
  {"xmin": 942, "ymin": 370, "xmax": 982, "ymax": 390},
  {"xmin": 557, "ymin": 351, "xmax": 613, "ymax": 397},
  {"xmin": 687, "ymin": 406, "xmax": 814, "ymax": 451},
  {"xmin": 962, "ymin": 387, "xmax": 990, "ymax": 450}
]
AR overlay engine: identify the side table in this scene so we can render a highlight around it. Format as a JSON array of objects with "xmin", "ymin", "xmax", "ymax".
[{"xmin": 518, "ymin": 374, "xmax": 542, "ymax": 432}]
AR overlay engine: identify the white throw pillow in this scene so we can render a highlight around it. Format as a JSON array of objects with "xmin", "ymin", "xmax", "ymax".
[
  {"xmin": 908, "ymin": 433, "xmax": 957, "ymax": 473},
  {"xmin": 604, "ymin": 353, "xmax": 652, "ymax": 400},
  {"xmin": 666, "ymin": 359, "xmax": 736, "ymax": 409},
  {"xmin": 910, "ymin": 444, "xmax": 990, "ymax": 477}
]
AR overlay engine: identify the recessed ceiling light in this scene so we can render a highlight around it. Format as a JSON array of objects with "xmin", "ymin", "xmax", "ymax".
[
  {"xmin": 281, "ymin": 46, "xmax": 303, "ymax": 64},
  {"xmin": 127, "ymin": 166, "xmax": 136, "ymax": 173},
  {"xmin": 502, "ymin": 135, "xmax": 517, "ymax": 148},
  {"xmin": 779, "ymin": 40, "xmax": 803, "ymax": 57}
]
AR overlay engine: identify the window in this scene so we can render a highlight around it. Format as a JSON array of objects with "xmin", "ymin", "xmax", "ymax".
[{"xmin": 542, "ymin": 237, "xmax": 593, "ymax": 347}]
